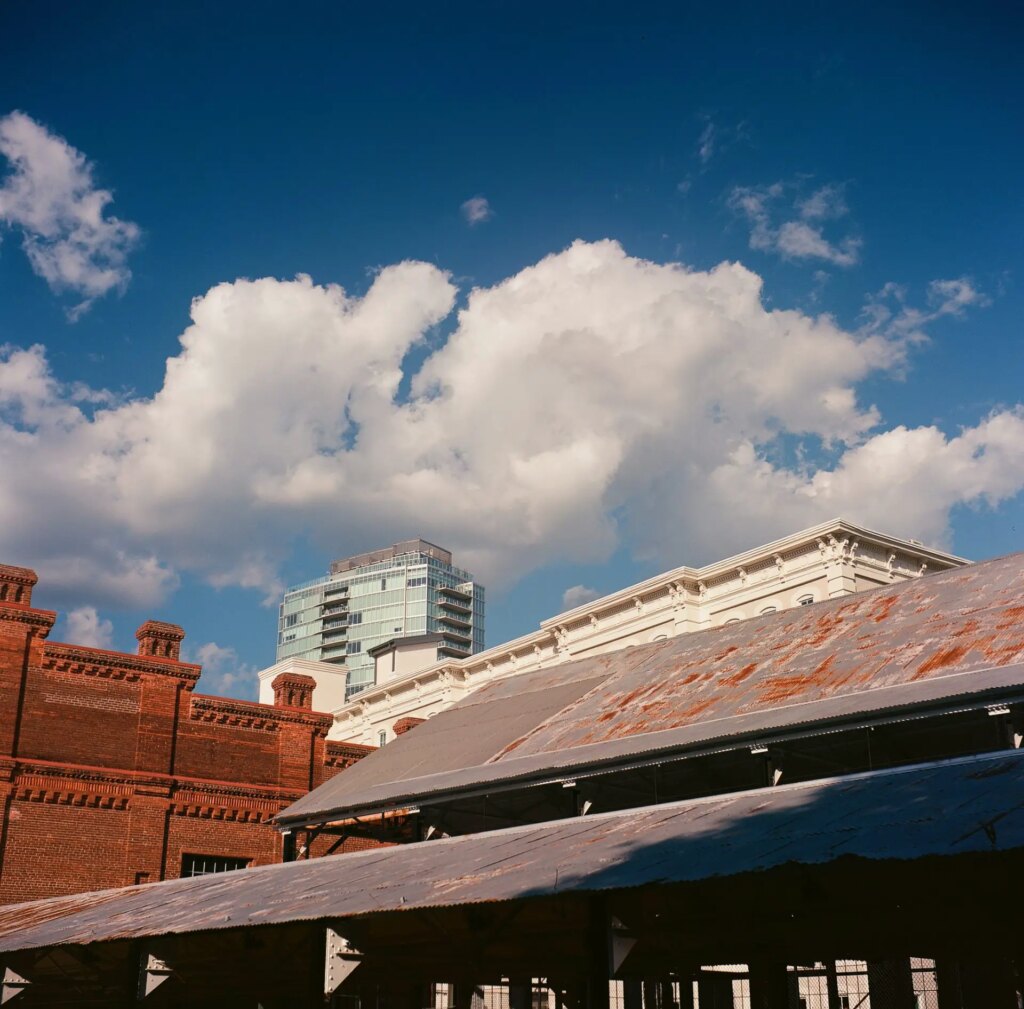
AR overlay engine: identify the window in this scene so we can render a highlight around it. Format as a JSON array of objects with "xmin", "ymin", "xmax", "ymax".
[
  {"xmin": 760, "ymin": 606, "xmax": 777, "ymax": 615},
  {"xmin": 838, "ymin": 998, "xmax": 850, "ymax": 1009},
  {"xmin": 181, "ymin": 854, "xmax": 250, "ymax": 877},
  {"xmin": 285, "ymin": 613, "xmax": 299, "ymax": 628},
  {"xmin": 349, "ymin": 612, "xmax": 363, "ymax": 625},
  {"xmin": 347, "ymin": 641, "xmax": 362, "ymax": 654},
  {"xmin": 381, "ymin": 578, "xmax": 387, "ymax": 590},
  {"xmin": 378, "ymin": 730, "xmax": 387, "ymax": 747},
  {"xmin": 798, "ymin": 595, "xmax": 814, "ymax": 606}
]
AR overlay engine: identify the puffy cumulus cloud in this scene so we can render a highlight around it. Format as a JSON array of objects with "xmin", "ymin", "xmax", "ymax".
[
  {"xmin": 460, "ymin": 195, "xmax": 493, "ymax": 226},
  {"xmin": 187, "ymin": 642, "xmax": 257, "ymax": 697},
  {"xmin": 692, "ymin": 410, "xmax": 1024, "ymax": 559},
  {"xmin": 729, "ymin": 182, "xmax": 862, "ymax": 267},
  {"xmin": 0, "ymin": 111, "xmax": 140, "ymax": 319},
  {"xmin": 63, "ymin": 606, "xmax": 114, "ymax": 649},
  {"xmin": 562, "ymin": 585, "xmax": 602, "ymax": 610},
  {"xmin": 0, "ymin": 240, "xmax": 1019, "ymax": 615}
]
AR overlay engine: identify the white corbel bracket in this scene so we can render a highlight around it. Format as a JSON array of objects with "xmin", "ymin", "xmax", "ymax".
[
  {"xmin": 325, "ymin": 927, "xmax": 363, "ymax": 995},
  {"xmin": 608, "ymin": 916, "xmax": 638, "ymax": 975},
  {"xmin": 138, "ymin": 949, "xmax": 174, "ymax": 999},
  {"xmin": 1, "ymin": 967, "xmax": 30, "ymax": 1005}
]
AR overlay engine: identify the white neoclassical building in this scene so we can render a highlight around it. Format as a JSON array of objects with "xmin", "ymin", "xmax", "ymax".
[{"xmin": 257, "ymin": 519, "xmax": 967, "ymax": 746}]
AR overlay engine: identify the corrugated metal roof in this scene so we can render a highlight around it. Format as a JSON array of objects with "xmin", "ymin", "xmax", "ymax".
[
  {"xmin": 2, "ymin": 750, "xmax": 1022, "ymax": 954},
  {"xmin": 282, "ymin": 553, "xmax": 1024, "ymax": 823}
]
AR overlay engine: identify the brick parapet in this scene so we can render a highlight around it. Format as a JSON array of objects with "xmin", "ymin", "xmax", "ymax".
[
  {"xmin": 0, "ymin": 562, "xmax": 372, "ymax": 905},
  {"xmin": 0, "ymin": 604, "xmax": 57, "ymax": 636},
  {"xmin": 41, "ymin": 641, "xmax": 201, "ymax": 686},
  {"xmin": 189, "ymin": 693, "xmax": 333, "ymax": 734}
]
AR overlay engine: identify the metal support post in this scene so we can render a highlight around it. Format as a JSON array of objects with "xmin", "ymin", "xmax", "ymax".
[
  {"xmin": 749, "ymin": 962, "xmax": 791, "ymax": 1009},
  {"xmin": 510, "ymin": 980, "xmax": 532, "ymax": 1009},
  {"xmin": 824, "ymin": 962, "xmax": 841, "ymax": 1009},
  {"xmin": 697, "ymin": 971, "xmax": 733, "ymax": 1009},
  {"xmin": 866, "ymin": 959, "xmax": 916, "ymax": 1009},
  {"xmin": 953, "ymin": 957, "xmax": 1019, "ymax": 1009},
  {"xmin": 658, "ymin": 981, "xmax": 675, "ymax": 1009}
]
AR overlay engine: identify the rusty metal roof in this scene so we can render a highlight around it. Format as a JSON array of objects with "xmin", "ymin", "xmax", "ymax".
[
  {"xmin": 281, "ymin": 552, "xmax": 1024, "ymax": 824},
  {"xmin": 1, "ymin": 750, "xmax": 1023, "ymax": 954}
]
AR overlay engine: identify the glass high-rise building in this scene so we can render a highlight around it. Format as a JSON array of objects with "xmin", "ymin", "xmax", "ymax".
[{"xmin": 276, "ymin": 540, "xmax": 485, "ymax": 697}]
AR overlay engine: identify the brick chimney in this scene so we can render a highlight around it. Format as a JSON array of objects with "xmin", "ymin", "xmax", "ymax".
[
  {"xmin": 271, "ymin": 672, "xmax": 316, "ymax": 710},
  {"xmin": 136, "ymin": 620, "xmax": 185, "ymax": 661},
  {"xmin": 393, "ymin": 716, "xmax": 426, "ymax": 737},
  {"xmin": 0, "ymin": 564, "xmax": 37, "ymax": 607}
]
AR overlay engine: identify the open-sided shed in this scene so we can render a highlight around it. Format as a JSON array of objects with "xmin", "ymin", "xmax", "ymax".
[{"xmin": 0, "ymin": 751, "xmax": 1022, "ymax": 1007}]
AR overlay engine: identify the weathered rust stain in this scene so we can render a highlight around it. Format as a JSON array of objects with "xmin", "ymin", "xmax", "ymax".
[
  {"xmin": 952, "ymin": 619, "xmax": 981, "ymax": 638},
  {"xmin": 723, "ymin": 662, "xmax": 758, "ymax": 686},
  {"xmin": 912, "ymin": 643, "xmax": 971, "ymax": 679},
  {"xmin": 871, "ymin": 594, "xmax": 899, "ymax": 623}
]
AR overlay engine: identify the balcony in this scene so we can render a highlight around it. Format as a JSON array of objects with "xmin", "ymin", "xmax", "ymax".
[
  {"xmin": 438, "ymin": 598, "xmax": 471, "ymax": 616},
  {"xmin": 438, "ymin": 613, "xmax": 471, "ymax": 630},
  {"xmin": 439, "ymin": 585, "xmax": 472, "ymax": 602}
]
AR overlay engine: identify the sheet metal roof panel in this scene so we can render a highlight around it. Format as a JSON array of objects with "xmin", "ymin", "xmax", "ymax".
[
  {"xmin": 500, "ymin": 559, "xmax": 1024, "ymax": 760},
  {"xmin": 310, "ymin": 673, "xmax": 614, "ymax": 804},
  {"xmin": 287, "ymin": 555, "xmax": 1024, "ymax": 823},
  {"xmin": 279, "ymin": 662, "xmax": 1024, "ymax": 823},
  {"xmin": 2, "ymin": 750, "xmax": 1024, "ymax": 953}
]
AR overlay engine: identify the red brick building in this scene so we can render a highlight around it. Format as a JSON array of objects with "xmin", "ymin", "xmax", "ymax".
[{"xmin": 0, "ymin": 563, "xmax": 373, "ymax": 906}]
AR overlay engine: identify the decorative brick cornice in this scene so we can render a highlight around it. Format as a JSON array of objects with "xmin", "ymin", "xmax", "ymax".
[
  {"xmin": 325, "ymin": 740, "xmax": 376, "ymax": 768},
  {"xmin": 15, "ymin": 785, "xmax": 130, "ymax": 810},
  {"xmin": 7, "ymin": 763, "xmax": 310, "ymax": 820},
  {"xmin": 14, "ymin": 770, "xmax": 134, "ymax": 810},
  {"xmin": 172, "ymin": 779, "xmax": 304, "ymax": 804},
  {"xmin": 169, "ymin": 803, "xmax": 272, "ymax": 823},
  {"xmin": 13, "ymin": 762, "xmax": 171, "ymax": 793},
  {"xmin": 41, "ymin": 641, "xmax": 201, "ymax": 684},
  {"xmin": 189, "ymin": 694, "xmax": 332, "ymax": 734},
  {"xmin": 0, "ymin": 605, "xmax": 56, "ymax": 636}
]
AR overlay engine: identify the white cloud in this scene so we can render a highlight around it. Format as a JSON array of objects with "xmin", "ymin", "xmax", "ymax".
[
  {"xmin": 697, "ymin": 410, "xmax": 1024, "ymax": 557},
  {"xmin": 697, "ymin": 122, "xmax": 717, "ymax": 165},
  {"xmin": 860, "ymin": 277, "xmax": 989, "ymax": 344},
  {"xmin": 561, "ymin": 585, "xmax": 602, "ymax": 610},
  {"xmin": 729, "ymin": 182, "xmax": 862, "ymax": 267},
  {"xmin": 0, "ymin": 240, "xmax": 1017, "ymax": 619},
  {"xmin": 63, "ymin": 606, "xmax": 113, "ymax": 649},
  {"xmin": 0, "ymin": 111, "xmax": 140, "ymax": 318},
  {"xmin": 694, "ymin": 117, "xmax": 748, "ymax": 167},
  {"xmin": 460, "ymin": 196, "xmax": 493, "ymax": 226},
  {"xmin": 188, "ymin": 642, "xmax": 257, "ymax": 697}
]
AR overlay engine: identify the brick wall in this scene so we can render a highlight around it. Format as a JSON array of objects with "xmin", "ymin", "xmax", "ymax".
[{"xmin": 0, "ymin": 564, "xmax": 374, "ymax": 906}]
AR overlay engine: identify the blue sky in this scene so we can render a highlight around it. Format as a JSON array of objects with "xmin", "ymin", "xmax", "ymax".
[{"xmin": 1, "ymin": 1, "xmax": 1021, "ymax": 695}]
